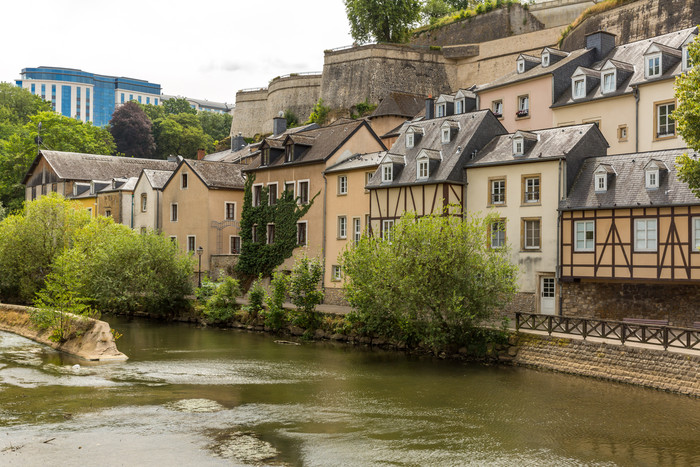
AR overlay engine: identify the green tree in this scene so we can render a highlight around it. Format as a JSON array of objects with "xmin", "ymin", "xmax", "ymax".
[
  {"xmin": 162, "ymin": 97, "xmax": 197, "ymax": 115},
  {"xmin": 284, "ymin": 109, "xmax": 299, "ymax": 129},
  {"xmin": 674, "ymin": 34, "xmax": 700, "ymax": 195},
  {"xmin": 0, "ymin": 82, "xmax": 52, "ymax": 128},
  {"xmin": 305, "ymin": 98, "xmax": 330, "ymax": 126},
  {"xmin": 344, "ymin": 0, "xmax": 422, "ymax": 44},
  {"xmin": 340, "ymin": 210, "xmax": 518, "ymax": 349},
  {"xmin": 109, "ymin": 101, "xmax": 156, "ymax": 158},
  {"xmin": 198, "ymin": 111, "xmax": 233, "ymax": 142},
  {"xmin": 287, "ymin": 256, "xmax": 324, "ymax": 330},
  {"xmin": 152, "ymin": 114, "xmax": 213, "ymax": 159}
]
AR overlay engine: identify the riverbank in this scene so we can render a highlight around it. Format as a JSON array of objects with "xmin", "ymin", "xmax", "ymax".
[{"xmin": 0, "ymin": 303, "xmax": 127, "ymax": 361}]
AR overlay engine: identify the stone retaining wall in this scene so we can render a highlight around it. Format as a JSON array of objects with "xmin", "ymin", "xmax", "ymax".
[{"xmin": 514, "ymin": 333, "xmax": 700, "ymax": 397}]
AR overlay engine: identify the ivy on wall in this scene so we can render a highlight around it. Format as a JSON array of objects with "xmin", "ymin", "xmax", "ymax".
[{"xmin": 236, "ymin": 173, "xmax": 316, "ymax": 277}]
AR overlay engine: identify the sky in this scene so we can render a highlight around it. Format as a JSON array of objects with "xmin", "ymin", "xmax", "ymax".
[{"xmin": 0, "ymin": 0, "xmax": 354, "ymax": 106}]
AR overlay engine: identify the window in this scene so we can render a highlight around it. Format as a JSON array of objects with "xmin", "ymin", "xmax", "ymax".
[
  {"xmin": 602, "ymin": 71, "xmax": 615, "ymax": 93},
  {"xmin": 490, "ymin": 220, "xmax": 506, "ymax": 249},
  {"xmin": 573, "ymin": 78, "xmax": 585, "ymax": 99},
  {"xmin": 141, "ymin": 194, "xmax": 147, "ymax": 212},
  {"xmin": 365, "ymin": 171, "xmax": 373, "ymax": 186},
  {"xmin": 492, "ymin": 100, "xmax": 503, "ymax": 118},
  {"xmin": 129, "ymin": 94, "xmax": 133, "ymax": 101},
  {"xmin": 595, "ymin": 173, "xmax": 607, "ymax": 192},
  {"xmin": 417, "ymin": 159, "xmax": 429, "ymax": 179},
  {"xmin": 635, "ymin": 219, "xmax": 657, "ymax": 251},
  {"xmin": 138, "ymin": 96, "xmax": 142, "ymax": 104},
  {"xmin": 517, "ymin": 59, "xmax": 525, "ymax": 73},
  {"xmin": 646, "ymin": 169, "xmax": 659, "ymax": 189},
  {"xmin": 541, "ymin": 53, "xmax": 549, "ymax": 67},
  {"xmin": 170, "ymin": 235, "xmax": 177, "ymax": 243},
  {"xmin": 683, "ymin": 45, "xmax": 692, "ymax": 71},
  {"xmin": 656, "ymin": 101, "xmax": 676, "ymax": 138},
  {"xmin": 268, "ymin": 183, "xmax": 278, "ymax": 205},
  {"xmin": 646, "ymin": 54, "xmax": 661, "ymax": 78},
  {"xmin": 513, "ymin": 137, "xmax": 524, "ymax": 156},
  {"xmin": 455, "ymin": 99, "xmax": 463, "ymax": 114},
  {"xmin": 441, "ymin": 128, "xmax": 450, "ymax": 143},
  {"xmin": 285, "ymin": 181, "xmax": 295, "ymax": 197},
  {"xmin": 230, "ymin": 236, "xmax": 241, "ymax": 254},
  {"xmin": 523, "ymin": 176, "xmax": 540, "ymax": 204},
  {"xmin": 297, "ymin": 221, "xmax": 307, "ymax": 246},
  {"xmin": 298, "ymin": 180, "xmax": 309, "ymax": 204},
  {"xmin": 252, "ymin": 224, "xmax": 258, "ymax": 243},
  {"xmin": 140, "ymin": 227, "xmax": 147, "ymax": 235},
  {"xmin": 517, "ymin": 95, "xmax": 529, "ymax": 117},
  {"xmin": 332, "ymin": 265, "xmax": 342, "ymax": 281},
  {"xmin": 181, "ymin": 173, "xmax": 188, "ymax": 189},
  {"xmin": 523, "ymin": 219, "xmax": 541, "ymax": 250},
  {"xmin": 267, "ymin": 224, "xmax": 275, "ymax": 244},
  {"xmin": 618, "ymin": 125, "xmax": 628, "ymax": 142},
  {"xmin": 90, "ymin": 181, "xmax": 95, "ymax": 195},
  {"xmin": 382, "ymin": 220, "xmax": 394, "ymax": 241},
  {"xmin": 575, "ymin": 220, "xmax": 595, "ymax": 251},
  {"xmin": 338, "ymin": 216, "xmax": 347, "ymax": 239},
  {"xmin": 353, "ymin": 217, "xmax": 361, "ymax": 244},
  {"xmin": 406, "ymin": 132, "xmax": 414, "ymax": 148},
  {"xmin": 171, "ymin": 203, "xmax": 178, "ymax": 222},
  {"xmin": 225, "ymin": 202, "xmax": 236, "ymax": 220},
  {"xmin": 693, "ymin": 217, "xmax": 700, "ymax": 251},
  {"xmin": 285, "ymin": 144, "xmax": 294, "ymax": 162},
  {"xmin": 338, "ymin": 176, "xmax": 347, "ymax": 195},
  {"xmin": 490, "ymin": 179, "xmax": 506, "ymax": 205},
  {"xmin": 253, "ymin": 184, "xmax": 263, "ymax": 206},
  {"xmin": 87, "ymin": 207, "xmax": 92, "ymax": 217},
  {"xmin": 105, "ymin": 209, "xmax": 112, "ymax": 217},
  {"xmin": 382, "ymin": 163, "xmax": 393, "ymax": 182},
  {"xmin": 436, "ymin": 103, "xmax": 446, "ymax": 117},
  {"xmin": 261, "ymin": 148, "xmax": 270, "ymax": 166},
  {"xmin": 187, "ymin": 236, "xmax": 196, "ymax": 253},
  {"xmin": 146, "ymin": 97, "xmax": 150, "ymax": 105}
]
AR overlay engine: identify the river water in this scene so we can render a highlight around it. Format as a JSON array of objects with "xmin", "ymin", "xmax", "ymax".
[{"xmin": 0, "ymin": 315, "xmax": 698, "ymax": 466}]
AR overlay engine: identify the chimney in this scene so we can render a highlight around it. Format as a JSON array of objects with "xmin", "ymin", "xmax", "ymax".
[
  {"xmin": 231, "ymin": 132, "xmax": 246, "ymax": 152},
  {"xmin": 425, "ymin": 97, "xmax": 434, "ymax": 120},
  {"xmin": 273, "ymin": 111, "xmax": 287, "ymax": 136},
  {"xmin": 197, "ymin": 148, "xmax": 206, "ymax": 160},
  {"xmin": 585, "ymin": 30, "xmax": 616, "ymax": 61}
]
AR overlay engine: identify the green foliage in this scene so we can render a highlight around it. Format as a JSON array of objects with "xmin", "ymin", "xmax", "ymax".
[
  {"xmin": 414, "ymin": 0, "xmax": 521, "ymax": 35},
  {"xmin": 195, "ymin": 276, "xmax": 218, "ymax": 302},
  {"xmin": 0, "ymin": 193, "xmax": 91, "ymax": 303},
  {"xmin": 674, "ymin": 34, "xmax": 700, "ymax": 197},
  {"xmin": 287, "ymin": 256, "xmax": 324, "ymax": 330},
  {"xmin": 305, "ymin": 98, "xmax": 331, "ymax": 126},
  {"xmin": 557, "ymin": 0, "xmax": 634, "ymax": 46},
  {"xmin": 351, "ymin": 99, "xmax": 378, "ymax": 119},
  {"xmin": 108, "ymin": 101, "xmax": 156, "ymax": 158},
  {"xmin": 263, "ymin": 271, "xmax": 288, "ymax": 330},
  {"xmin": 246, "ymin": 275, "xmax": 266, "ymax": 315},
  {"xmin": 202, "ymin": 276, "xmax": 242, "ymax": 323},
  {"xmin": 236, "ymin": 173, "xmax": 316, "ymax": 277},
  {"xmin": 344, "ymin": 0, "xmax": 422, "ymax": 44},
  {"xmin": 0, "ymin": 82, "xmax": 52, "ymax": 128},
  {"xmin": 284, "ymin": 109, "xmax": 299, "ymax": 129},
  {"xmin": 215, "ymin": 135, "xmax": 232, "ymax": 152},
  {"xmin": 151, "ymin": 114, "xmax": 214, "ymax": 159},
  {"xmin": 340, "ymin": 210, "xmax": 518, "ymax": 350},
  {"xmin": 162, "ymin": 97, "xmax": 197, "ymax": 115},
  {"xmin": 198, "ymin": 111, "xmax": 233, "ymax": 142}
]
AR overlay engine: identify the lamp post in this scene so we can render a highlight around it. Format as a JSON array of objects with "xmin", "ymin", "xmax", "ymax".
[{"xmin": 197, "ymin": 246, "xmax": 204, "ymax": 287}]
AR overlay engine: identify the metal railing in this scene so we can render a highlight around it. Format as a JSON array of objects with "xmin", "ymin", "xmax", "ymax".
[{"xmin": 515, "ymin": 313, "xmax": 700, "ymax": 351}]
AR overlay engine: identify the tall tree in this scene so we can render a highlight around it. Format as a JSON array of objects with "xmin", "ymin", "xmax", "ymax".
[
  {"xmin": 198, "ymin": 111, "xmax": 233, "ymax": 142},
  {"xmin": 674, "ymin": 35, "xmax": 700, "ymax": 196},
  {"xmin": 162, "ymin": 97, "xmax": 197, "ymax": 115},
  {"xmin": 109, "ymin": 101, "xmax": 156, "ymax": 158},
  {"xmin": 344, "ymin": 0, "xmax": 422, "ymax": 44}
]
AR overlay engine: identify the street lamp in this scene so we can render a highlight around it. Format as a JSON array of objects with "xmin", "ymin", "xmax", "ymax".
[{"xmin": 197, "ymin": 246, "xmax": 204, "ymax": 287}]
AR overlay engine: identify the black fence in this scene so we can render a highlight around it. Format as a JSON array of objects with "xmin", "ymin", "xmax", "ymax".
[{"xmin": 515, "ymin": 313, "xmax": 700, "ymax": 351}]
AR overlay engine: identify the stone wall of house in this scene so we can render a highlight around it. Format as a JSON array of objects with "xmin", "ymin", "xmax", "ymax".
[
  {"xmin": 560, "ymin": 281, "xmax": 700, "ymax": 327},
  {"xmin": 560, "ymin": 0, "xmax": 700, "ymax": 52},
  {"xmin": 267, "ymin": 74, "xmax": 322, "ymax": 130},
  {"xmin": 513, "ymin": 333, "xmax": 700, "ymax": 397},
  {"xmin": 209, "ymin": 255, "xmax": 239, "ymax": 281},
  {"xmin": 323, "ymin": 287, "xmax": 350, "ymax": 306}
]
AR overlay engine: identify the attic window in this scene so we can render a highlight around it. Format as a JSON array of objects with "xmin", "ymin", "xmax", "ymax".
[
  {"xmin": 181, "ymin": 173, "xmax": 188, "ymax": 189},
  {"xmin": 513, "ymin": 137, "xmax": 524, "ymax": 156},
  {"xmin": 73, "ymin": 184, "xmax": 78, "ymax": 196},
  {"xmin": 261, "ymin": 148, "xmax": 270, "ymax": 166},
  {"xmin": 455, "ymin": 99, "xmax": 464, "ymax": 114},
  {"xmin": 90, "ymin": 181, "xmax": 95, "ymax": 195},
  {"xmin": 517, "ymin": 58, "xmax": 525, "ymax": 73},
  {"xmin": 406, "ymin": 132, "xmax": 414, "ymax": 148},
  {"xmin": 417, "ymin": 159, "xmax": 429, "ymax": 180},
  {"xmin": 602, "ymin": 71, "xmax": 615, "ymax": 93},
  {"xmin": 573, "ymin": 78, "xmax": 586, "ymax": 99},
  {"xmin": 541, "ymin": 52, "xmax": 549, "ymax": 67},
  {"xmin": 285, "ymin": 144, "xmax": 293, "ymax": 163},
  {"xmin": 595, "ymin": 173, "xmax": 607, "ymax": 192},
  {"xmin": 436, "ymin": 103, "xmax": 446, "ymax": 117},
  {"xmin": 646, "ymin": 168, "xmax": 659, "ymax": 189},
  {"xmin": 382, "ymin": 163, "xmax": 393, "ymax": 182},
  {"xmin": 441, "ymin": 127, "xmax": 450, "ymax": 143},
  {"xmin": 683, "ymin": 45, "xmax": 692, "ymax": 71},
  {"xmin": 646, "ymin": 53, "xmax": 661, "ymax": 78}
]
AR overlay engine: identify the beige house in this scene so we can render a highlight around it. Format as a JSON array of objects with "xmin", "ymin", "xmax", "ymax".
[
  {"xmin": 552, "ymin": 27, "xmax": 696, "ymax": 154},
  {"xmin": 161, "ymin": 159, "xmax": 245, "ymax": 277},
  {"xmin": 132, "ymin": 169, "xmax": 174, "ymax": 233},
  {"xmin": 465, "ymin": 124, "xmax": 608, "ymax": 314},
  {"xmin": 95, "ymin": 177, "xmax": 138, "ymax": 226},
  {"xmin": 367, "ymin": 91, "xmax": 425, "ymax": 148},
  {"xmin": 323, "ymin": 151, "xmax": 385, "ymax": 303}
]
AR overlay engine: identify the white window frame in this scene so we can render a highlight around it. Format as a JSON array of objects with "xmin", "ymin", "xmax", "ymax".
[
  {"xmin": 492, "ymin": 100, "xmax": 503, "ymax": 117},
  {"xmin": 490, "ymin": 179, "xmax": 505, "ymax": 205},
  {"xmin": 284, "ymin": 181, "xmax": 295, "ymax": 198},
  {"xmin": 683, "ymin": 45, "xmax": 692, "ymax": 72},
  {"xmin": 455, "ymin": 99, "xmax": 464, "ymax": 114},
  {"xmin": 595, "ymin": 173, "xmax": 607, "ymax": 192},
  {"xmin": 141, "ymin": 194, "xmax": 147, "ymax": 212},
  {"xmin": 417, "ymin": 158, "xmax": 429, "ymax": 180},
  {"xmin": 523, "ymin": 219, "xmax": 541, "ymax": 250},
  {"xmin": 517, "ymin": 58, "xmax": 525, "ymax": 73},
  {"xmin": 338, "ymin": 215, "xmax": 347, "ymax": 239},
  {"xmin": 105, "ymin": 209, "xmax": 112, "ymax": 218},
  {"xmin": 602, "ymin": 71, "xmax": 616, "ymax": 94},
  {"xmin": 441, "ymin": 128, "xmax": 450, "ymax": 143},
  {"xmin": 646, "ymin": 53, "xmax": 661, "ymax": 78},
  {"xmin": 266, "ymin": 223, "xmax": 275, "ymax": 244},
  {"xmin": 382, "ymin": 163, "xmax": 393, "ymax": 182},
  {"xmin": 436, "ymin": 103, "xmax": 446, "ymax": 117},
  {"xmin": 382, "ymin": 219, "xmax": 394, "ymax": 242},
  {"xmin": 224, "ymin": 202, "xmax": 236, "ymax": 220},
  {"xmin": 656, "ymin": 102, "xmax": 676, "ymax": 138},
  {"xmin": 261, "ymin": 148, "xmax": 270, "ymax": 166},
  {"xmin": 170, "ymin": 203, "xmax": 178, "ymax": 222},
  {"xmin": 635, "ymin": 218, "xmax": 657, "ymax": 252},
  {"xmin": 406, "ymin": 131, "xmax": 414, "ymax": 148},
  {"xmin": 524, "ymin": 176, "xmax": 540, "ymax": 203},
  {"xmin": 693, "ymin": 217, "xmax": 700, "ymax": 251},
  {"xmin": 169, "ymin": 235, "xmax": 177, "ymax": 243},
  {"xmin": 297, "ymin": 179, "xmax": 310, "ymax": 204},
  {"xmin": 353, "ymin": 217, "xmax": 361, "ymax": 244},
  {"xmin": 541, "ymin": 52, "xmax": 549, "ymax": 67},
  {"xmin": 285, "ymin": 144, "xmax": 294, "ymax": 163},
  {"xmin": 187, "ymin": 235, "xmax": 196, "ymax": 253},
  {"xmin": 490, "ymin": 220, "xmax": 506, "ymax": 249},
  {"xmin": 229, "ymin": 235, "xmax": 241, "ymax": 255},
  {"xmin": 296, "ymin": 220, "xmax": 307, "ymax": 246},
  {"xmin": 90, "ymin": 181, "xmax": 95, "ymax": 195},
  {"xmin": 572, "ymin": 77, "xmax": 586, "ymax": 99},
  {"xmin": 332, "ymin": 265, "xmax": 342, "ymax": 281},
  {"xmin": 645, "ymin": 169, "xmax": 659, "ymax": 189},
  {"xmin": 575, "ymin": 220, "xmax": 595, "ymax": 252},
  {"xmin": 338, "ymin": 175, "xmax": 348, "ymax": 195},
  {"xmin": 252, "ymin": 183, "xmax": 263, "ymax": 207},
  {"xmin": 513, "ymin": 137, "xmax": 524, "ymax": 156},
  {"xmin": 267, "ymin": 182, "xmax": 278, "ymax": 205}
]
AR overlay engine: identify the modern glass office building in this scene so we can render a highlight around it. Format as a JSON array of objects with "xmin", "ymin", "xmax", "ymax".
[{"xmin": 16, "ymin": 67, "xmax": 162, "ymax": 127}]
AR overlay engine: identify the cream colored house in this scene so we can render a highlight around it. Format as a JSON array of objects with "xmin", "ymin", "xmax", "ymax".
[
  {"xmin": 465, "ymin": 124, "xmax": 608, "ymax": 314},
  {"xmin": 95, "ymin": 177, "xmax": 138, "ymax": 226},
  {"xmin": 161, "ymin": 159, "xmax": 245, "ymax": 277},
  {"xmin": 132, "ymin": 169, "xmax": 174, "ymax": 233}
]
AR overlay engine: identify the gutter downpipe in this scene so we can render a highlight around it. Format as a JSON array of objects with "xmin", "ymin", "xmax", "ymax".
[
  {"xmin": 556, "ymin": 158, "xmax": 563, "ymax": 316},
  {"xmin": 633, "ymin": 85, "xmax": 640, "ymax": 152},
  {"xmin": 321, "ymin": 173, "xmax": 328, "ymax": 291}
]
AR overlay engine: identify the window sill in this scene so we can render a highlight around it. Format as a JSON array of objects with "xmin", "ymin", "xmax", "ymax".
[
  {"xmin": 573, "ymin": 249, "xmax": 594, "ymax": 253},
  {"xmin": 653, "ymin": 134, "xmax": 676, "ymax": 142},
  {"xmin": 487, "ymin": 203, "xmax": 507, "ymax": 208},
  {"xmin": 515, "ymin": 115, "xmax": 531, "ymax": 121},
  {"xmin": 634, "ymin": 249, "xmax": 658, "ymax": 253},
  {"xmin": 521, "ymin": 248, "xmax": 542, "ymax": 253},
  {"xmin": 337, "ymin": 193, "xmax": 347, "ymax": 196},
  {"xmin": 521, "ymin": 202, "xmax": 541, "ymax": 207}
]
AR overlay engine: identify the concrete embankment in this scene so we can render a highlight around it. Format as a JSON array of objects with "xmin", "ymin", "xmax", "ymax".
[{"xmin": 0, "ymin": 303, "xmax": 127, "ymax": 361}]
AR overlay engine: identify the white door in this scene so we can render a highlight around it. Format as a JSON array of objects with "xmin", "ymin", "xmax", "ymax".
[{"xmin": 540, "ymin": 276, "xmax": 556, "ymax": 315}]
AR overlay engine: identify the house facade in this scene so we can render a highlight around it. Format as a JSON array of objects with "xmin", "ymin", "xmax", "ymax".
[
  {"xmin": 132, "ymin": 169, "xmax": 173, "ymax": 233},
  {"xmin": 95, "ymin": 177, "xmax": 137, "ymax": 226}
]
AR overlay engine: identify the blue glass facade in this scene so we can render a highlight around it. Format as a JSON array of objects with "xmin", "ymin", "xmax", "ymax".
[
  {"xmin": 61, "ymin": 86, "xmax": 71, "ymax": 117},
  {"xmin": 31, "ymin": 83, "xmax": 35, "ymax": 94},
  {"xmin": 51, "ymin": 85, "xmax": 56, "ymax": 111},
  {"xmin": 16, "ymin": 81, "xmax": 22, "ymax": 88},
  {"xmin": 19, "ymin": 67, "xmax": 161, "ymax": 127},
  {"xmin": 76, "ymin": 87, "xmax": 81, "ymax": 119},
  {"xmin": 41, "ymin": 84, "xmax": 45, "ymax": 99}
]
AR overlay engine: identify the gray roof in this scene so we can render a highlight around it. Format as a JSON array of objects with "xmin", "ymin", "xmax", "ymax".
[
  {"xmin": 183, "ymin": 159, "xmax": 246, "ymax": 190},
  {"xmin": 23, "ymin": 150, "xmax": 177, "ymax": 184},
  {"xmin": 370, "ymin": 91, "xmax": 425, "ymax": 119},
  {"xmin": 99, "ymin": 177, "xmax": 138, "ymax": 193},
  {"xmin": 142, "ymin": 169, "xmax": 173, "ymax": 189},
  {"xmin": 324, "ymin": 151, "xmax": 386, "ymax": 174},
  {"xmin": 367, "ymin": 110, "xmax": 507, "ymax": 188},
  {"xmin": 561, "ymin": 149, "xmax": 700, "ymax": 210},
  {"xmin": 466, "ymin": 124, "xmax": 602, "ymax": 167},
  {"xmin": 553, "ymin": 27, "xmax": 697, "ymax": 108}
]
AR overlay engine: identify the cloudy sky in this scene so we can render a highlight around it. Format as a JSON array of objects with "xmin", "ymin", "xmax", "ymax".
[{"xmin": 1, "ymin": 0, "xmax": 354, "ymax": 105}]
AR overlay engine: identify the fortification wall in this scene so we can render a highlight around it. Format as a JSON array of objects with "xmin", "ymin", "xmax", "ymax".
[
  {"xmin": 231, "ymin": 88, "xmax": 268, "ymax": 138},
  {"xmin": 267, "ymin": 73, "xmax": 322, "ymax": 129},
  {"xmin": 528, "ymin": 0, "xmax": 596, "ymax": 28},
  {"xmin": 560, "ymin": 0, "xmax": 700, "ymax": 52},
  {"xmin": 321, "ymin": 44, "xmax": 452, "ymax": 111}
]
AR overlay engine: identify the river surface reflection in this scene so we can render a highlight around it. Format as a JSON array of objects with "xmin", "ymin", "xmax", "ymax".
[{"xmin": 0, "ymin": 315, "xmax": 698, "ymax": 466}]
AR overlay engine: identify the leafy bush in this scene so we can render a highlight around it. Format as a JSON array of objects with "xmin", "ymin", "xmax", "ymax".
[
  {"xmin": 246, "ymin": 275, "xmax": 266, "ymax": 316},
  {"xmin": 287, "ymin": 256, "xmax": 324, "ymax": 330},
  {"xmin": 263, "ymin": 272, "xmax": 288, "ymax": 331},
  {"xmin": 305, "ymin": 98, "xmax": 330, "ymax": 126},
  {"xmin": 203, "ymin": 276, "xmax": 242, "ymax": 323},
  {"xmin": 196, "ymin": 277, "xmax": 218, "ymax": 302}
]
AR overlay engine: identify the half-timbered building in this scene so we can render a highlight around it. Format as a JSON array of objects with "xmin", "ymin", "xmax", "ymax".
[{"xmin": 559, "ymin": 149, "xmax": 700, "ymax": 326}]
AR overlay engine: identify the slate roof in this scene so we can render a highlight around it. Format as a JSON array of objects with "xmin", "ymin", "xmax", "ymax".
[
  {"xmin": 561, "ymin": 149, "xmax": 700, "ymax": 210},
  {"xmin": 99, "ymin": 177, "xmax": 138, "ymax": 193},
  {"xmin": 142, "ymin": 169, "xmax": 173, "ymax": 190},
  {"xmin": 182, "ymin": 159, "xmax": 246, "ymax": 190},
  {"xmin": 23, "ymin": 150, "xmax": 177, "ymax": 184},
  {"xmin": 324, "ymin": 151, "xmax": 386, "ymax": 174},
  {"xmin": 553, "ymin": 27, "xmax": 697, "ymax": 108},
  {"xmin": 370, "ymin": 91, "xmax": 425, "ymax": 118},
  {"xmin": 367, "ymin": 110, "xmax": 507, "ymax": 188},
  {"xmin": 466, "ymin": 124, "xmax": 603, "ymax": 167}
]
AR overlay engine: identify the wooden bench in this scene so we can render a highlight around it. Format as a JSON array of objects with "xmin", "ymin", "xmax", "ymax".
[{"xmin": 622, "ymin": 318, "xmax": 669, "ymax": 326}]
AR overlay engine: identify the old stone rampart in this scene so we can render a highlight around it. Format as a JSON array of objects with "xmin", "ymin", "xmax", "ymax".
[
  {"xmin": 232, "ymin": 88, "xmax": 269, "ymax": 138},
  {"xmin": 514, "ymin": 333, "xmax": 700, "ymax": 397},
  {"xmin": 0, "ymin": 303, "xmax": 127, "ymax": 361},
  {"xmin": 267, "ymin": 73, "xmax": 322, "ymax": 130}
]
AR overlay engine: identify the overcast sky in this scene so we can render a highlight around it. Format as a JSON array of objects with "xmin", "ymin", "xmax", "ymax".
[{"xmin": 1, "ymin": 0, "xmax": 354, "ymax": 106}]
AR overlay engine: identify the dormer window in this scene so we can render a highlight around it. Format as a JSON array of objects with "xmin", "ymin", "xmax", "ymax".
[
  {"xmin": 441, "ymin": 128, "xmax": 450, "ymax": 143},
  {"xmin": 382, "ymin": 163, "xmax": 393, "ymax": 182},
  {"xmin": 646, "ymin": 53, "xmax": 661, "ymax": 78},
  {"xmin": 517, "ymin": 58, "xmax": 525, "ymax": 73},
  {"xmin": 573, "ymin": 78, "xmax": 586, "ymax": 99},
  {"xmin": 513, "ymin": 137, "xmax": 524, "ymax": 156},
  {"xmin": 646, "ymin": 169, "xmax": 658, "ymax": 189},
  {"xmin": 417, "ymin": 158, "xmax": 429, "ymax": 180},
  {"xmin": 90, "ymin": 181, "xmax": 95, "ymax": 195},
  {"xmin": 73, "ymin": 184, "xmax": 78, "ymax": 196},
  {"xmin": 261, "ymin": 148, "xmax": 270, "ymax": 166},
  {"xmin": 285, "ymin": 144, "xmax": 293, "ymax": 163},
  {"xmin": 436, "ymin": 103, "xmax": 446, "ymax": 117},
  {"xmin": 455, "ymin": 99, "xmax": 463, "ymax": 114},
  {"xmin": 595, "ymin": 173, "xmax": 607, "ymax": 192},
  {"xmin": 406, "ymin": 132, "xmax": 414, "ymax": 148},
  {"xmin": 602, "ymin": 71, "xmax": 615, "ymax": 93},
  {"xmin": 541, "ymin": 52, "xmax": 549, "ymax": 67},
  {"xmin": 683, "ymin": 45, "xmax": 692, "ymax": 71}
]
